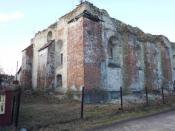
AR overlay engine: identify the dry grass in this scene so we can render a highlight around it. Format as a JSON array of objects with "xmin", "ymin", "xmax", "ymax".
[{"xmin": 5, "ymin": 91, "xmax": 175, "ymax": 131}]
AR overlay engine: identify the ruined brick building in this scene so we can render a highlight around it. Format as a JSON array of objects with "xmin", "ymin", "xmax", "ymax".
[{"xmin": 20, "ymin": 2, "xmax": 175, "ymax": 98}]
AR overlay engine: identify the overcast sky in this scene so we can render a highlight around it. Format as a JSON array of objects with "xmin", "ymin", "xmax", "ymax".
[{"xmin": 0, "ymin": 0, "xmax": 175, "ymax": 75}]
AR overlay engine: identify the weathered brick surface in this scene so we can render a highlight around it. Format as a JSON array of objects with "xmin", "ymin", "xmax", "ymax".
[
  {"xmin": 161, "ymin": 45, "xmax": 172, "ymax": 82},
  {"xmin": 37, "ymin": 42, "xmax": 55, "ymax": 89},
  {"xmin": 67, "ymin": 17, "xmax": 103, "ymax": 90},
  {"xmin": 46, "ymin": 43, "xmax": 55, "ymax": 88},
  {"xmin": 37, "ymin": 49, "xmax": 47, "ymax": 88},
  {"xmin": 122, "ymin": 34, "xmax": 145, "ymax": 92},
  {"xmin": 83, "ymin": 17, "xmax": 103, "ymax": 90},
  {"xmin": 21, "ymin": 44, "xmax": 33, "ymax": 88},
  {"xmin": 123, "ymin": 39, "xmax": 137, "ymax": 90},
  {"xmin": 144, "ymin": 42, "xmax": 159, "ymax": 90},
  {"xmin": 67, "ymin": 18, "xmax": 84, "ymax": 90},
  {"xmin": 20, "ymin": 1, "xmax": 175, "ymax": 94},
  {"xmin": 21, "ymin": 70, "xmax": 32, "ymax": 88}
]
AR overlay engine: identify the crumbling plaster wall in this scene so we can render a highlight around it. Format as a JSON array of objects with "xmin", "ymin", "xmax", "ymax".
[
  {"xmin": 32, "ymin": 19, "xmax": 68, "ymax": 91},
  {"xmin": 21, "ymin": 44, "xmax": 33, "ymax": 88},
  {"xmin": 32, "ymin": 27, "xmax": 57, "ymax": 89},
  {"xmin": 27, "ymin": 1, "xmax": 174, "ymax": 93},
  {"xmin": 100, "ymin": 12, "xmax": 145, "ymax": 92},
  {"xmin": 83, "ymin": 17, "xmax": 104, "ymax": 90},
  {"xmin": 122, "ymin": 34, "xmax": 145, "ymax": 92},
  {"xmin": 144, "ymin": 41, "xmax": 161, "ymax": 90},
  {"xmin": 47, "ymin": 42, "xmax": 55, "ymax": 88},
  {"xmin": 161, "ymin": 39, "xmax": 173, "ymax": 86},
  {"xmin": 65, "ymin": 2, "xmax": 174, "ymax": 93},
  {"xmin": 101, "ymin": 13, "xmax": 123, "ymax": 92},
  {"xmin": 99, "ymin": 8, "xmax": 173, "ymax": 92},
  {"xmin": 37, "ymin": 48, "xmax": 48, "ymax": 88},
  {"xmin": 55, "ymin": 19, "xmax": 68, "ymax": 93},
  {"xmin": 37, "ymin": 42, "xmax": 55, "ymax": 89}
]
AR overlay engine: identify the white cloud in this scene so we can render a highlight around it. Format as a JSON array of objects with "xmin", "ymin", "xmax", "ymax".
[{"xmin": 0, "ymin": 11, "xmax": 24, "ymax": 23}]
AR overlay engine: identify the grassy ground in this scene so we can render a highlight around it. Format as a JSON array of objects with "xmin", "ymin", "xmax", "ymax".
[{"xmin": 3, "ymin": 91, "xmax": 175, "ymax": 131}]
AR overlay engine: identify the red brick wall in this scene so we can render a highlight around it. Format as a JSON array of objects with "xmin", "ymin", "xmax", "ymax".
[
  {"xmin": 161, "ymin": 46, "xmax": 172, "ymax": 82},
  {"xmin": 67, "ymin": 17, "xmax": 103, "ymax": 90},
  {"xmin": 122, "ymin": 34, "xmax": 142, "ymax": 92},
  {"xmin": 83, "ymin": 18, "xmax": 103, "ymax": 90},
  {"xmin": 123, "ymin": 43, "xmax": 137, "ymax": 90},
  {"xmin": 67, "ymin": 18, "xmax": 85, "ymax": 90},
  {"xmin": 144, "ymin": 43, "xmax": 158, "ymax": 90}
]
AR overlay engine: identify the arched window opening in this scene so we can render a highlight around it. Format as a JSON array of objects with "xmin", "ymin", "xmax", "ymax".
[
  {"xmin": 108, "ymin": 44, "xmax": 114, "ymax": 59},
  {"xmin": 47, "ymin": 31, "xmax": 53, "ymax": 42},
  {"xmin": 56, "ymin": 40, "xmax": 63, "ymax": 51},
  {"xmin": 108, "ymin": 36, "xmax": 122, "ymax": 67},
  {"xmin": 55, "ymin": 40, "xmax": 63, "ymax": 67},
  {"xmin": 135, "ymin": 44, "xmax": 142, "ymax": 69},
  {"xmin": 108, "ymin": 36, "xmax": 118, "ymax": 59},
  {"xmin": 56, "ymin": 74, "xmax": 62, "ymax": 88}
]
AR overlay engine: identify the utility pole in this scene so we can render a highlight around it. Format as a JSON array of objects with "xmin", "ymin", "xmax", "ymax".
[{"xmin": 81, "ymin": 86, "xmax": 85, "ymax": 119}]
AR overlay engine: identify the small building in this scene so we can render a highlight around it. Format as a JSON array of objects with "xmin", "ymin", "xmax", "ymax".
[{"xmin": 0, "ymin": 87, "xmax": 21, "ymax": 127}]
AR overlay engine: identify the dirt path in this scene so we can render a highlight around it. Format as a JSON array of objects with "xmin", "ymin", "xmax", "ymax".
[{"xmin": 93, "ymin": 110, "xmax": 175, "ymax": 131}]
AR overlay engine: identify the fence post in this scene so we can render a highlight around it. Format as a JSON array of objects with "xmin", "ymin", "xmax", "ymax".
[
  {"xmin": 15, "ymin": 88, "xmax": 21, "ymax": 128},
  {"xmin": 81, "ymin": 86, "xmax": 85, "ymax": 119},
  {"xmin": 173, "ymin": 81, "xmax": 175, "ymax": 92},
  {"xmin": 145, "ymin": 86, "xmax": 149, "ymax": 106},
  {"xmin": 161, "ymin": 86, "xmax": 165, "ymax": 104},
  {"xmin": 120, "ymin": 87, "xmax": 123, "ymax": 111}
]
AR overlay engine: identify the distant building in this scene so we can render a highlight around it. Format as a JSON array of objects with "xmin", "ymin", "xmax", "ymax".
[{"xmin": 20, "ymin": 2, "xmax": 175, "ymax": 98}]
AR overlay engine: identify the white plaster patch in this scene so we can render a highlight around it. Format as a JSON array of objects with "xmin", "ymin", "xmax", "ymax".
[{"xmin": 107, "ymin": 68, "xmax": 122, "ymax": 91}]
